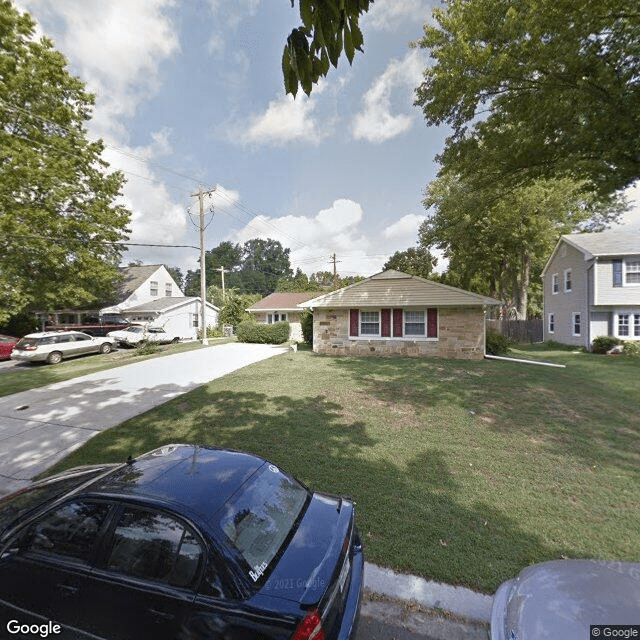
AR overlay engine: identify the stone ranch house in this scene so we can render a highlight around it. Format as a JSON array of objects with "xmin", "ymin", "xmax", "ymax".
[{"xmin": 299, "ymin": 270, "xmax": 501, "ymax": 360}]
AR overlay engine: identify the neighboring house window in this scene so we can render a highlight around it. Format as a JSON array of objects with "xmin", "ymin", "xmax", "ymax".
[
  {"xmin": 564, "ymin": 269, "xmax": 572, "ymax": 292},
  {"xmin": 349, "ymin": 309, "xmax": 437, "ymax": 338},
  {"xmin": 572, "ymin": 313, "xmax": 581, "ymax": 336},
  {"xmin": 626, "ymin": 260, "xmax": 640, "ymax": 284},
  {"xmin": 192, "ymin": 313, "xmax": 198, "ymax": 327},
  {"xmin": 635, "ymin": 314, "xmax": 640, "ymax": 337},
  {"xmin": 150, "ymin": 281, "xmax": 158, "ymax": 296},
  {"xmin": 360, "ymin": 311, "xmax": 380, "ymax": 336},
  {"xmin": 552, "ymin": 274, "xmax": 559, "ymax": 294},
  {"xmin": 548, "ymin": 313, "xmax": 555, "ymax": 333},
  {"xmin": 404, "ymin": 311, "xmax": 425, "ymax": 336},
  {"xmin": 267, "ymin": 313, "xmax": 287, "ymax": 323},
  {"xmin": 165, "ymin": 283, "xmax": 172, "ymax": 296},
  {"xmin": 613, "ymin": 260, "xmax": 623, "ymax": 287},
  {"xmin": 618, "ymin": 314, "xmax": 629, "ymax": 336}
]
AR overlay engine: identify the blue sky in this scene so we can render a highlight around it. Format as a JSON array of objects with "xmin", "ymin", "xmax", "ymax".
[{"xmin": 19, "ymin": 0, "xmax": 640, "ymax": 281}]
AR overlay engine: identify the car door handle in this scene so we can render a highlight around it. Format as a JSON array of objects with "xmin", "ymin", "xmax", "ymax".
[
  {"xmin": 56, "ymin": 583, "xmax": 79, "ymax": 596},
  {"xmin": 148, "ymin": 608, "xmax": 175, "ymax": 621}
]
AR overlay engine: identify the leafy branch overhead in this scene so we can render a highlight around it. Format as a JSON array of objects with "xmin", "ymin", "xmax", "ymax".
[{"xmin": 284, "ymin": 0, "xmax": 371, "ymax": 96}]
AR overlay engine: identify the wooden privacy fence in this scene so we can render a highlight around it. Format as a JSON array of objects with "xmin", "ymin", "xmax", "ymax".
[{"xmin": 487, "ymin": 319, "xmax": 543, "ymax": 343}]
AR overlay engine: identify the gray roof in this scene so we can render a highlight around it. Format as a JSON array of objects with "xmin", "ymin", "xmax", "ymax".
[
  {"xmin": 562, "ymin": 229, "xmax": 640, "ymax": 258},
  {"xmin": 247, "ymin": 292, "xmax": 322, "ymax": 312},
  {"xmin": 119, "ymin": 265, "xmax": 165, "ymax": 299},
  {"xmin": 299, "ymin": 270, "xmax": 502, "ymax": 308},
  {"xmin": 122, "ymin": 297, "xmax": 218, "ymax": 314}
]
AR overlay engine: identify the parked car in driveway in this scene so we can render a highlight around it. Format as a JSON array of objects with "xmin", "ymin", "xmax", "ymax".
[
  {"xmin": 10, "ymin": 331, "xmax": 116, "ymax": 364},
  {"xmin": 0, "ymin": 444, "xmax": 364, "ymax": 640},
  {"xmin": 0, "ymin": 334, "xmax": 18, "ymax": 360},
  {"xmin": 491, "ymin": 559, "xmax": 640, "ymax": 640},
  {"xmin": 107, "ymin": 324, "xmax": 181, "ymax": 347}
]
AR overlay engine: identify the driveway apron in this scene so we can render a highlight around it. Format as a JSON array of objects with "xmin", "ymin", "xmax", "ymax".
[{"xmin": 0, "ymin": 343, "xmax": 287, "ymax": 495}]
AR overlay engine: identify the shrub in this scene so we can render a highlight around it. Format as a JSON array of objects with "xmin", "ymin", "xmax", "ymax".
[
  {"xmin": 135, "ymin": 341, "xmax": 161, "ymax": 355},
  {"xmin": 300, "ymin": 310, "xmax": 313, "ymax": 346},
  {"xmin": 236, "ymin": 320, "xmax": 290, "ymax": 344},
  {"xmin": 485, "ymin": 329, "xmax": 511, "ymax": 356},
  {"xmin": 591, "ymin": 336, "xmax": 622, "ymax": 354},
  {"xmin": 622, "ymin": 341, "xmax": 640, "ymax": 357}
]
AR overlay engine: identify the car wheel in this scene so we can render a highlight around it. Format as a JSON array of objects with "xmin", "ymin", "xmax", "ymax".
[
  {"xmin": 47, "ymin": 351, "xmax": 63, "ymax": 365},
  {"xmin": 171, "ymin": 337, "xmax": 180, "ymax": 343},
  {"xmin": 100, "ymin": 343, "xmax": 112, "ymax": 354}
]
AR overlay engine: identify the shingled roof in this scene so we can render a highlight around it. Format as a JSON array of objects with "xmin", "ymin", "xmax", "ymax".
[{"xmin": 247, "ymin": 291, "xmax": 323, "ymax": 312}]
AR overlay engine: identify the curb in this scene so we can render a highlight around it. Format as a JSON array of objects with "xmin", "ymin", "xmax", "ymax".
[{"xmin": 364, "ymin": 562, "xmax": 493, "ymax": 624}]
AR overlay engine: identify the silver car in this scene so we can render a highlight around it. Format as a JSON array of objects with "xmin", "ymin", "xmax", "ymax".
[
  {"xmin": 11, "ymin": 331, "xmax": 116, "ymax": 364},
  {"xmin": 491, "ymin": 559, "xmax": 640, "ymax": 640},
  {"xmin": 107, "ymin": 325, "xmax": 180, "ymax": 347}
]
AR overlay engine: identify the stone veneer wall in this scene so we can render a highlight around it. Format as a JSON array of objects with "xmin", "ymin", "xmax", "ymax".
[{"xmin": 312, "ymin": 307, "xmax": 486, "ymax": 360}]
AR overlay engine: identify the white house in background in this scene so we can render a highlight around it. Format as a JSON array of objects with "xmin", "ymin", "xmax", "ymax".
[
  {"xmin": 101, "ymin": 264, "xmax": 182, "ymax": 314},
  {"xmin": 99, "ymin": 264, "xmax": 219, "ymax": 340},
  {"xmin": 542, "ymin": 230, "xmax": 640, "ymax": 348},
  {"xmin": 118, "ymin": 297, "xmax": 219, "ymax": 341}
]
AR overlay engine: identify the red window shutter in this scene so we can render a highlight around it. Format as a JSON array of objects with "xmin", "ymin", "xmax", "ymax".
[
  {"xmin": 381, "ymin": 309, "xmax": 391, "ymax": 337},
  {"xmin": 393, "ymin": 309, "xmax": 403, "ymax": 337},
  {"xmin": 427, "ymin": 308, "xmax": 438, "ymax": 337},
  {"xmin": 349, "ymin": 309, "xmax": 359, "ymax": 337}
]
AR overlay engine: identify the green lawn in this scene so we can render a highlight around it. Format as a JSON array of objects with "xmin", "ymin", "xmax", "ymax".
[
  {"xmin": 0, "ymin": 338, "xmax": 234, "ymax": 397},
  {"xmin": 43, "ymin": 345, "xmax": 640, "ymax": 593}
]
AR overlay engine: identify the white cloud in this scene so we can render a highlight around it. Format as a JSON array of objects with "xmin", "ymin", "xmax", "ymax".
[
  {"xmin": 229, "ymin": 199, "xmax": 386, "ymax": 276},
  {"xmin": 24, "ymin": 0, "xmax": 180, "ymax": 139},
  {"xmin": 618, "ymin": 181, "xmax": 640, "ymax": 230},
  {"xmin": 383, "ymin": 213, "xmax": 426, "ymax": 241},
  {"xmin": 240, "ymin": 89, "xmax": 329, "ymax": 146},
  {"xmin": 364, "ymin": 0, "xmax": 430, "ymax": 30},
  {"xmin": 352, "ymin": 50, "xmax": 425, "ymax": 143},
  {"xmin": 205, "ymin": 0, "xmax": 261, "ymax": 55}
]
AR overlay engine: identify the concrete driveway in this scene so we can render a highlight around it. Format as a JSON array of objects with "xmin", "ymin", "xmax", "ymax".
[{"xmin": 0, "ymin": 342, "xmax": 287, "ymax": 495}]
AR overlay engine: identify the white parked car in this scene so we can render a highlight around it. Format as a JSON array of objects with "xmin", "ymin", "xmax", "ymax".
[
  {"xmin": 11, "ymin": 331, "xmax": 116, "ymax": 365},
  {"xmin": 106, "ymin": 325, "xmax": 181, "ymax": 347}
]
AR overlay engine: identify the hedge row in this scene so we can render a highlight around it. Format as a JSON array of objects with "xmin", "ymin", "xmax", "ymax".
[{"xmin": 236, "ymin": 320, "xmax": 290, "ymax": 344}]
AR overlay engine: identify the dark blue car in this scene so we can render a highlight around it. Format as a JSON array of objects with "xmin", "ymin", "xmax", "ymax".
[{"xmin": 0, "ymin": 444, "xmax": 363, "ymax": 639}]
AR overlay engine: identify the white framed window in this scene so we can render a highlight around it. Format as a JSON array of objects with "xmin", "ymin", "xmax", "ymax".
[
  {"xmin": 404, "ymin": 311, "xmax": 425, "ymax": 336},
  {"xmin": 548, "ymin": 313, "xmax": 555, "ymax": 333},
  {"xmin": 192, "ymin": 313, "xmax": 198, "ymax": 327},
  {"xmin": 552, "ymin": 274, "xmax": 559, "ymax": 294},
  {"xmin": 150, "ymin": 281, "xmax": 158, "ymax": 296},
  {"xmin": 360, "ymin": 311, "xmax": 380, "ymax": 336},
  {"xmin": 618, "ymin": 314, "xmax": 630, "ymax": 336},
  {"xmin": 267, "ymin": 313, "xmax": 287, "ymax": 324},
  {"xmin": 626, "ymin": 260, "xmax": 640, "ymax": 285},
  {"xmin": 564, "ymin": 269, "xmax": 572, "ymax": 292},
  {"xmin": 572, "ymin": 312, "xmax": 581, "ymax": 336},
  {"xmin": 165, "ymin": 283, "xmax": 172, "ymax": 296},
  {"xmin": 635, "ymin": 314, "xmax": 640, "ymax": 337}
]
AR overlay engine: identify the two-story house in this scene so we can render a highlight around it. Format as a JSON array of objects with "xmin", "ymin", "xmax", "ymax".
[{"xmin": 541, "ymin": 230, "xmax": 640, "ymax": 348}]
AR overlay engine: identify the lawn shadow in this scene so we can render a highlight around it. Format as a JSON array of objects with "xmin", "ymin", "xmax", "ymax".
[{"xmin": 54, "ymin": 386, "xmax": 572, "ymax": 593}]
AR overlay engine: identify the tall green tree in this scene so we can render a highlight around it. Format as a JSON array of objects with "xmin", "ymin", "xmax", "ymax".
[
  {"xmin": 383, "ymin": 247, "xmax": 437, "ymax": 279},
  {"xmin": 414, "ymin": 0, "xmax": 640, "ymax": 197},
  {"xmin": 0, "ymin": 2, "xmax": 130, "ymax": 323},
  {"xmin": 239, "ymin": 238, "xmax": 293, "ymax": 296},
  {"xmin": 419, "ymin": 174, "xmax": 625, "ymax": 318},
  {"xmin": 283, "ymin": 0, "xmax": 372, "ymax": 96}
]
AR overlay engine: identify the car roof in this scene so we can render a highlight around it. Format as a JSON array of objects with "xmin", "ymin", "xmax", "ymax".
[
  {"xmin": 83, "ymin": 444, "xmax": 266, "ymax": 520},
  {"xmin": 22, "ymin": 331, "xmax": 90, "ymax": 338}
]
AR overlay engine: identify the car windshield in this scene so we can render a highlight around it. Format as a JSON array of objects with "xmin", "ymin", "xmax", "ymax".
[
  {"xmin": 128, "ymin": 327, "xmax": 144, "ymax": 333},
  {"xmin": 219, "ymin": 464, "xmax": 309, "ymax": 583},
  {"xmin": 15, "ymin": 338, "xmax": 40, "ymax": 349}
]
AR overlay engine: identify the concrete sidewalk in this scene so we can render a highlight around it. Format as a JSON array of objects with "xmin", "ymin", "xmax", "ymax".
[{"xmin": 0, "ymin": 342, "xmax": 287, "ymax": 495}]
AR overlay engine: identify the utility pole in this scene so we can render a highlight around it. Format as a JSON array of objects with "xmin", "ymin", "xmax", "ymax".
[
  {"xmin": 218, "ymin": 266, "xmax": 229, "ymax": 301},
  {"xmin": 329, "ymin": 253, "xmax": 341, "ymax": 286},
  {"xmin": 190, "ymin": 186, "xmax": 216, "ymax": 345}
]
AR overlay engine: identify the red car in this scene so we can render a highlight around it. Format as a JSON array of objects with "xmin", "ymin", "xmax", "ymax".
[{"xmin": 0, "ymin": 334, "xmax": 18, "ymax": 360}]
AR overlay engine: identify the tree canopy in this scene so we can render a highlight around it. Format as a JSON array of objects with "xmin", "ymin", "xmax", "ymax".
[
  {"xmin": 414, "ymin": 0, "xmax": 640, "ymax": 197},
  {"xmin": 383, "ymin": 247, "xmax": 437, "ymax": 279},
  {"xmin": 0, "ymin": 1, "xmax": 130, "ymax": 324},
  {"xmin": 419, "ymin": 174, "xmax": 626, "ymax": 318},
  {"xmin": 283, "ymin": 0, "xmax": 372, "ymax": 96}
]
